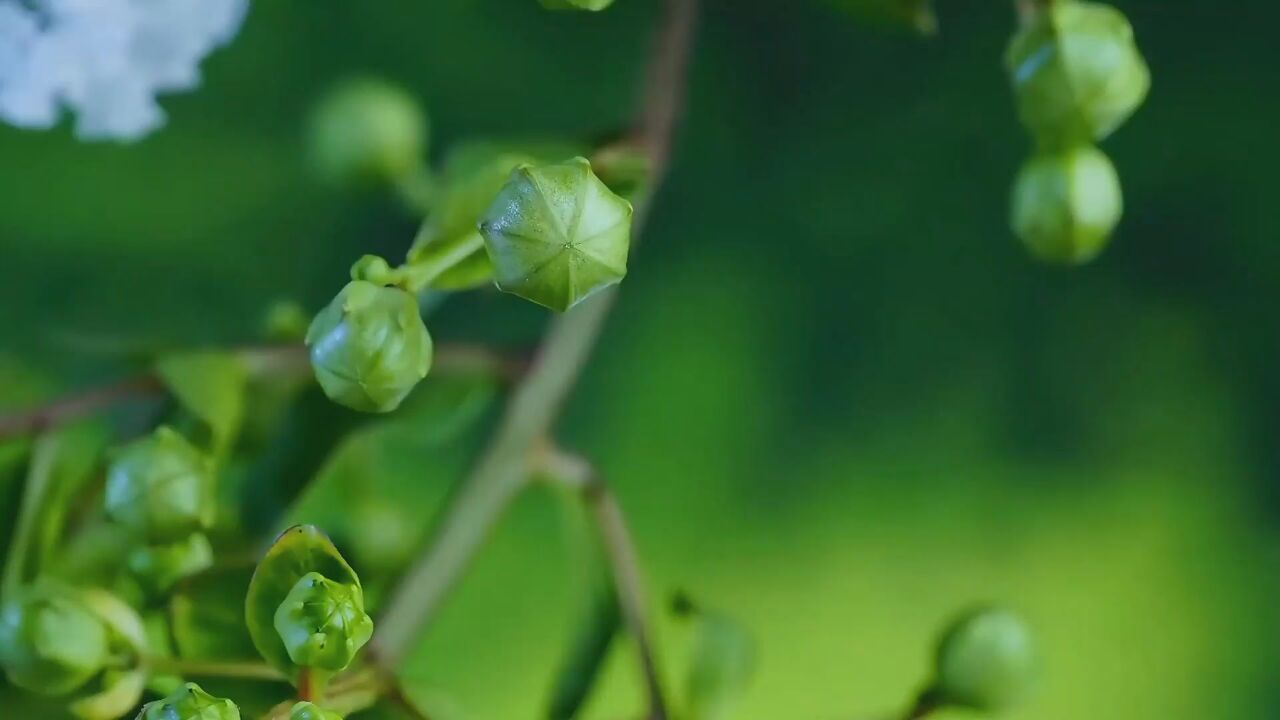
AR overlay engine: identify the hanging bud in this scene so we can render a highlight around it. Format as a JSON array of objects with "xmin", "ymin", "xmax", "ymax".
[
  {"xmin": 1006, "ymin": 0, "xmax": 1150, "ymax": 144},
  {"xmin": 933, "ymin": 607, "xmax": 1036, "ymax": 713},
  {"xmin": 290, "ymin": 702, "xmax": 344, "ymax": 720},
  {"xmin": 1011, "ymin": 144, "xmax": 1122, "ymax": 265},
  {"xmin": 127, "ymin": 533, "xmax": 215, "ymax": 595},
  {"xmin": 0, "ymin": 586, "xmax": 109, "ymax": 696},
  {"xmin": 306, "ymin": 281, "xmax": 433, "ymax": 413},
  {"xmin": 307, "ymin": 77, "xmax": 428, "ymax": 188},
  {"xmin": 478, "ymin": 157, "xmax": 633, "ymax": 312},
  {"xmin": 104, "ymin": 427, "xmax": 214, "ymax": 543},
  {"xmin": 273, "ymin": 572, "xmax": 373, "ymax": 672},
  {"xmin": 139, "ymin": 682, "xmax": 241, "ymax": 720}
]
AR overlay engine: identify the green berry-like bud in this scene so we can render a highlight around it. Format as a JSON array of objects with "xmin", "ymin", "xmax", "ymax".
[
  {"xmin": 127, "ymin": 532, "xmax": 215, "ymax": 595},
  {"xmin": 273, "ymin": 572, "xmax": 373, "ymax": 672},
  {"xmin": 308, "ymin": 77, "xmax": 428, "ymax": 187},
  {"xmin": 1011, "ymin": 144, "xmax": 1122, "ymax": 265},
  {"xmin": 1006, "ymin": 0, "xmax": 1150, "ymax": 144},
  {"xmin": 305, "ymin": 281, "xmax": 433, "ymax": 413},
  {"xmin": 479, "ymin": 157, "xmax": 633, "ymax": 312},
  {"xmin": 104, "ymin": 427, "xmax": 214, "ymax": 544},
  {"xmin": 139, "ymin": 682, "xmax": 241, "ymax": 720},
  {"xmin": 289, "ymin": 702, "xmax": 343, "ymax": 720},
  {"xmin": 933, "ymin": 607, "xmax": 1036, "ymax": 713},
  {"xmin": 0, "ymin": 586, "xmax": 108, "ymax": 696}
]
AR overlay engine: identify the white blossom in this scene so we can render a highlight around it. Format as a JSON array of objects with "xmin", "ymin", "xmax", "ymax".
[{"xmin": 0, "ymin": 0, "xmax": 248, "ymax": 142}]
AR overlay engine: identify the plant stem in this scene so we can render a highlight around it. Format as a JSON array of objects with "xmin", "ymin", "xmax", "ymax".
[
  {"xmin": 372, "ymin": 0, "xmax": 700, "ymax": 668},
  {"xmin": 145, "ymin": 657, "xmax": 287, "ymax": 683},
  {"xmin": 1, "ymin": 434, "xmax": 60, "ymax": 599}
]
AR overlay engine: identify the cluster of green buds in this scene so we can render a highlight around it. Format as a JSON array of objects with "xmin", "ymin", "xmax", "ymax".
[
  {"xmin": 104, "ymin": 427, "xmax": 216, "ymax": 594},
  {"xmin": 1005, "ymin": 0, "xmax": 1149, "ymax": 264},
  {"xmin": 137, "ymin": 683, "xmax": 240, "ymax": 720},
  {"xmin": 917, "ymin": 606, "xmax": 1037, "ymax": 715}
]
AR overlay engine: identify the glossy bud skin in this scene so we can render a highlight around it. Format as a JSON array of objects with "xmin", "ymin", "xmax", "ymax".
[
  {"xmin": 308, "ymin": 78, "xmax": 428, "ymax": 187},
  {"xmin": 139, "ymin": 682, "xmax": 241, "ymax": 720},
  {"xmin": 306, "ymin": 281, "xmax": 433, "ymax": 413},
  {"xmin": 0, "ymin": 586, "xmax": 108, "ymax": 696},
  {"xmin": 289, "ymin": 702, "xmax": 343, "ymax": 720},
  {"xmin": 273, "ymin": 572, "xmax": 373, "ymax": 672},
  {"xmin": 479, "ymin": 157, "xmax": 632, "ymax": 312},
  {"xmin": 1011, "ymin": 145, "xmax": 1122, "ymax": 265},
  {"xmin": 1007, "ymin": 0, "xmax": 1149, "ymax": 144},
  {"xmin": 934, "ymin": 607, "xmax": 1036, "ymax": 713},
  {"xmin": 104, "ymin": 427, "xmax": 214, "ymax": 544},
  {"xmin": 127, "ymin": 532, "xmax": 215, "ymax": 595}
]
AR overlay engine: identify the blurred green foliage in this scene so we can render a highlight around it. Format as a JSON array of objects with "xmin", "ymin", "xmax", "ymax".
[{"xmin": 1, "ymin": 0, "xmax": 1278, "ymax": 719}]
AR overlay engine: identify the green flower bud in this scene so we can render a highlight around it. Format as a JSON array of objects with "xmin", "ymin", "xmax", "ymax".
[
  {"xmin": 0, "ymin": 586, "xmax": 108, "ymax": 695},
  {"xmin": 306, "ymin": 281, "xmax": 433, "ymax": 413},
  {"xmin": 289, "ymin": 702, "xmax": 343, "ymax": 720},
  {"xmin": 104, "ymin": 427, "xmax": 215, "ymax": 543},
  {"xmin": 139, "ymin": 682, "xmax": 241, "ymax": 720},
  {"xmin": 308, "ymin": 77, "xmax": 428, "ymax": 187},
  {"xmin": 539, "ymin": 0, "xmax": 615, "ymax": 11},
  {"xmin": 1011, "ymin": 144, "xmax": 1122, "ymax": 265},
  {"xmin": 479, "ymin": 157, "xmax": 632, "ymax": 312},
  {"xmin": 127, "ymin": 532, "xmax": 215, "ymax": 595},
  {"xmin": 273, "ymin": 572, "xmax": 373, "ymax": 672},
  {"xmin": 933, "ymin": 607, "xmax": 1036, "ymax": 713},
  {"xmin": 1006, "ymin": 0, "xmax": 1150, "ymax": 144}
]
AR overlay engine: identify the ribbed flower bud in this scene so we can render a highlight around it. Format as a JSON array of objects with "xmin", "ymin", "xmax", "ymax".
[
  {"xmin": 1006, "ymin": 0, "xmax": 1149, "ymax": 144},
  {"xmin": 0, "ymin": 586, "xmax": 108, "ymax": 696},
  {"xmin": 104, "ymin": 427, "xmax": 214, "ymax": 543},
  {"xmin": 478, "ymin": 157, "xmax": 632, "ymax": 312},
  {"xmin": 933, "ymin": 607, "xmax": 1036, "ymax": 713},
  {"xmin": 139, "ymin": 682, "xmax": 241, "ymax": 720},
  {"xmin": 272, "ymin": 572, "xmax": 373, "ymax": 672},
  {"xmin": 307, "ymin": 78, "xmax": 428, "ymax": 187},
  {"xmin": 1011, "ymin": 144, "xmax": 1122, "ymax": 264},
  {"xmin": 289, "ymin": 702, "xmax": 343, "ymax": 720},
  {"xmin": 306, "ymin": 281, "xmax": 433, "ymax": 413}
]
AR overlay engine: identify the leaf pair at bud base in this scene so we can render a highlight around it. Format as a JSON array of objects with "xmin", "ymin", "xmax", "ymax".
[
  {"xmin": 930, "ymin": 607, "xmax": 1036, "ymax": 713},
  {"xmin": 0, "ymin": 586, "xmax": 109, "ymax": 695},
  {"xmin": 138, "ymin": 682, "xmax": 240, "ymax": 720},
  {"xmin": 273, "ymin": 572, "xmax": 373, "ymax": 672},
  {"xmin": 1011, "ymin": 144, "xmax": 1122, "ymax": 265},
  {"xmin": 1006, "ymin": 0, "xmax": 1150, "ymax": 146},
  {"xmin": 306, "ymin": 281, "xmax": 433, "ymax": 413},
  {"xmin": 479, "ymin": 157, "xmax": 633, "ymax": 313},
  {"xmin": 105, "ymin": 427, "xmax": 215, "ymax": 543}
]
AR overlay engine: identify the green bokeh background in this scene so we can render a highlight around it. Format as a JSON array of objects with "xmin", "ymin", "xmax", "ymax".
[{"xmin": 2, "ymin": 1, "xmax": 1278, "ymax": 718}]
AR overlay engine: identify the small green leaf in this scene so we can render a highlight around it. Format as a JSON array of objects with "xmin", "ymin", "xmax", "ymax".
[
  {"xmin": 156, "ymin": 351, "xmax": 248, "ymax": 458},
  {"xmin": 245, "ymin": 525, "xmax": 361, "ymax": 679},
  {"xmin": 68, "ymin": 668, "xmax": 146, "ymax": 720}
]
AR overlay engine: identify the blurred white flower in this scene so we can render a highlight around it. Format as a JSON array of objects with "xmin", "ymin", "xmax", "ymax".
[{"xmin": 0, "ymin": 0, "xmax": 248, "ymax": 142}]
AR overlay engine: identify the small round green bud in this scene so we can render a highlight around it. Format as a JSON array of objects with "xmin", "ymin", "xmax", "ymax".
[
  {"xmin": 289, "ymin": 702, "xmax": 343, "ymax": 720},
  {"xmin": 127, "ymin": 532, "xmax": 215, "ymax": 595},
  {"xmin": 479, "ymin": 157, "xmax": 633, "ymax": 312},
  {"xmin": 104, "ymin": 427, "xmax": 214, "ymax": 544},
  {"xmin": 273, "ymin": 572, "xmax": 373, "ymax": 672},
  {"xmin": 307, "ymin": 77, "xmax": 428, "ymax": 187},
  {"xmin": 933, "ymin": 607, "xmax": 1036, "ymax": 713},
  {"xmin": 140, "ymin": 682, "xmax": 241, "ymax": 720},
  {"xmin": 264, "ymin": 300, "xmax": 312, "ymax": 342},
  {"xmin": 305, "ymin": 281, "xmax": 433, "ymax": 413},
  {"xmin": 1011, "ymin": 144, "xmax": 1122, "ymax": 265},
  {"xmin": 1007, "ymin": 0, "xmax": 1150, "ymax": 144},
  {"xmin": 0, "ymin": 586, "xmax": 108, "ymax": 695}
]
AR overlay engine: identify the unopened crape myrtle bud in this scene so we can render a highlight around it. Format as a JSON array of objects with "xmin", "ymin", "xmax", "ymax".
[
  {"xmin": 306, "ymin": 280, "xmax": 433, "ymax": 413},
  {"xmin": 290, "ymin": 702, "xmax": 344, "ymax": 720},
  {"xmin": 104, "ymin": 427, "xmax": 214, "ymax": 543},
  {"xmin": 0, "ymin": 586, "xmax": 108, "ymax": 695},
  {"xmin": 1011, "ymin": 144, "xmax": 1122, "ymax": 265},
  {"xmin": 308, "ymin": 77, "xmax": 428, "ymax": 187},
  {"xmin": 273, "ymin": 572, "xmax": 373, "ymax": 672},
  {"xmin": 1006, "ymin": 0, "xmax": 1149, "ymax": 144},
  {"xmin": 933, "ymin": 607, "xmax": 1036, "ymax": 713},
  {"xmin": 139, "ymin": 682, "xmax": 241, "ymax": 720},
  {"xmin": 479, "ymin": 157, "xmax": 632, "ymax": 312}
]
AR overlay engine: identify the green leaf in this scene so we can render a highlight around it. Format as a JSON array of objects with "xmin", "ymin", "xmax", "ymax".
[
  {"xmin": 171, "ymin": 567, "xmax": 258, "ymax": 662},
  {"xmin": 244, "ymin": 525, "xmax": 361, "ymax": 679},
  {"xmin": 68, "ymin": 669, "xmax": 146, "ymax": 720},
  {"xmin": 156, "ymin": 352, "xmax": 248, "ymax": 459}
]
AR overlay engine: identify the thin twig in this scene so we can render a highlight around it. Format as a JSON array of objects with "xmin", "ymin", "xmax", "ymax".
[
  {"xmin": 0, "ymin": 343, "xmax": 523, "ymax": 441},
  {"xmin": 372, "ymin": 0, "xmax": 701, "ymax": 668},
  {"xmin": 145, "ymin": 656, "xmax": 287, "ymax": 683}
]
